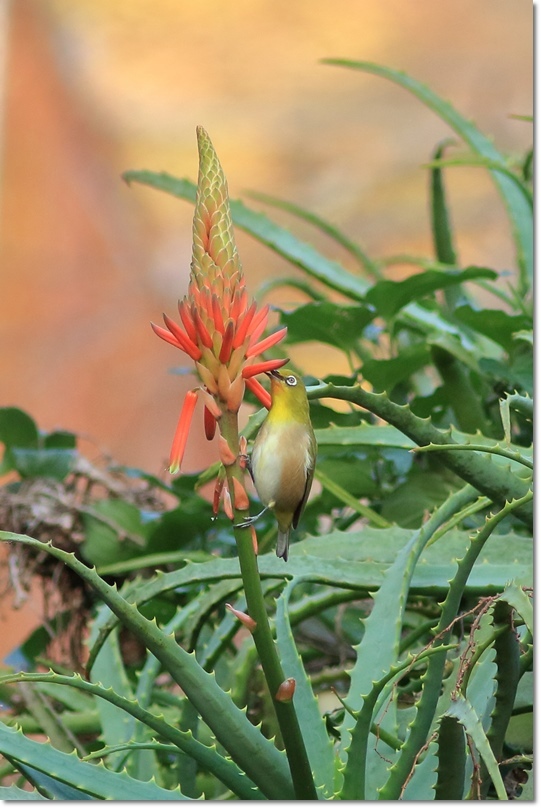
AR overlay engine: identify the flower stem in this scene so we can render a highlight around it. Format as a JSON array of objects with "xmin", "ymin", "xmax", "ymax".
[{"xmin": 220, "ymin": 411, "xmax": 317, "ymax": 801}]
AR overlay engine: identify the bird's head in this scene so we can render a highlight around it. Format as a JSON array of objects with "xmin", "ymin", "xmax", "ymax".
[{"xmin": 265, "ymin": 369, "xmax": 310, "ymax": 420}]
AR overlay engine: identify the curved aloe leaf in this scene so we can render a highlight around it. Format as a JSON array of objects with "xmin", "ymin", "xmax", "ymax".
[
  {"xmin": 0, "ymin": 670, "xmax": 263, "ymax": 800},
  {"xmin": 323, "ymin": 60, "xmax": 533, "ymax": 292},
  {"xmin": 378, "ymin": 491, "xmax": 531, "ymax": 800},
  {"xmin": 0, "ymin": 723, "xmax": 188, "ymax": 800},
  {"xmin": 339, "ymin": 486, "xmax": 478, "ymax": 798},
  {"xmin": 83, "ymin": 526, "xmax": 533, "ymax": 664},
  {"xmin": 445, "ymin": 694, "xmax": 508, "ymax": 800}
]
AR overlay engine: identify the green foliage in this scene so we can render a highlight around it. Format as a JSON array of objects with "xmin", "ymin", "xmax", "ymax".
[{"xmin": 0, "ymin": 62, "xmax": 532, "ymax": 799}]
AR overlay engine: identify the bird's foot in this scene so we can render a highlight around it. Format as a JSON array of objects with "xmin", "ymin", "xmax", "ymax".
[{"xmin": 236, "ymin": 506, "xmax": 268, "ymax": 529}]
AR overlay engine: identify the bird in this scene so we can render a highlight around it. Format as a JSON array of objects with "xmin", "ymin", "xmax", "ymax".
[{"xmin": 247, "ymin": 368, "xmax": 317, "ymax": 561}]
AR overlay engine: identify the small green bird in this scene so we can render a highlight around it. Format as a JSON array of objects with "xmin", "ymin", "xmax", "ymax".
[{"xmin": 249, "ymin": 369, "xmax": 317, "ymax": 561}]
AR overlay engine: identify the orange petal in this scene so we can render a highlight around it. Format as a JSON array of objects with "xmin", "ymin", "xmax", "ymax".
[
  {"xmin": 163, "ymin": 313, "xmax": 202, "ymax": 361},
  {"xmin": 232, "ymin": 300, "xmax": 257, "ymax": 349},
  {"xmin": 219, "ymin": 320, "xmax": 235, "ymax": 363},
  {"xmin": 212, "ymin": 295, "xmax": 226, "ymax": 335},
  {"xmin": 246, "ymin": 326, "xmax": 288, "ymax": 357},
  {"xmin": 151, "ymin": 321, "xmax": 183, "ymax": 349},
  {"xmin": 242, "ymin": 357, "xmax": 289, "ymax": 379},
  {"xmin": 169, "ymin": 389, "xmax": 198, "ymax": 474},
  {"xmin": 178, "ymin": 300, "xmax": 198, "ymax": 344},
  {"xmin": 247, "ymin": 304, "xmax": 269, "ymax": 344},
  {"xmin": 192, "ymin": 308, "xmax": 213, "ymax": 349},
  {"xmin": 251, "ymin": 525, "xmax": 258, "ymax": 555},
  {"xmin": 244, "ymin": 376, "xmax": 271, "ymax": 409}
]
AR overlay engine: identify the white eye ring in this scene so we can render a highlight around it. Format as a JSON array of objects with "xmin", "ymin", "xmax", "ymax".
[{"xmin": 285, "ymin": 375, "xmax": 297, "ymax": 387}]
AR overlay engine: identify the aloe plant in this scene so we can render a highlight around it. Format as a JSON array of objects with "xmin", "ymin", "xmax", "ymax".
[{"xmin": 0, "ymin": 61, "xmax": 532, "ymax": 799}]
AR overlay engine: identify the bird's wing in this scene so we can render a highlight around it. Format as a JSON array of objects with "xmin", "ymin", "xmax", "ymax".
[{"xmin": 292, "ymin": 435, "xmax": 316, "ymax": 529}]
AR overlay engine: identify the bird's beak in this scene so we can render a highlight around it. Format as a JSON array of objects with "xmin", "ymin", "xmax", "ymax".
[{"xmin": 266, "ymin": 369, "xmax": 284, "ymax": 380}]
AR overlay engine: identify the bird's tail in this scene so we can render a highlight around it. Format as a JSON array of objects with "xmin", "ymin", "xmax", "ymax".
[{"xmin": 276, "ymin": 529, "xmax": 290, "ymax": 562}]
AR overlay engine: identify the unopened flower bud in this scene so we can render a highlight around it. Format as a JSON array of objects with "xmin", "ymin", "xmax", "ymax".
[
  {"xmin": 225, "ymin": 603, "xmax": 257, "ymax": 633},
  {"xmin": 275, "ymin": 678, "xmax": 296, "ymax": 702}
]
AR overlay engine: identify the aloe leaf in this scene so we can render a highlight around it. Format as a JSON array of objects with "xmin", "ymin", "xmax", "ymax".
[
  {"xmin": 413, "ymin": 441, "xmax": 533, "ymax": 470},
  {"xmin": 0, "ymin": 785, "xmax": 47, "ymax": 800},
  {"xmin": 340, "ymin": 486, "xmax": 477, "ymax": 798},
  {"xmin": 313, "ymin": 423, "xmax": 416, "ymax": 449},
  {"xmin": 315, "ymin": 467, "xmax": 391, "ymax": 527},
  {"xmin": 500, "ymin": 583, "xmax": 533, "ymax": 637},
  {"xmin": 0, "ymin": 670, "xmax": 263, "ymax": 800},
  {"xmin": 478, "ymin": 600, "xmax": 521, "ymax": 798},
  {"xmin": 0, "ymin": 723, "xmax": 188, "ymax": 800},
  {"xmin": 427, "ymin": 155, "xmax": 533, "ymax": 208},
  {"xmin": 81, "ymin": 526, "xmax": 532, "ymax": 660},
  {"xmin": 445, "ymin": 694, "xmax": 508, "ymax": 800},
  {"xmin": 246, "ymin": 188, "xmax": 381, "ymax": 277},
  {"xmin": 323, "ymin": 60, "xmax": 533, "ymax": 291},
  {"xmin": 0, "ymin": 533, "xmax": 293, "ymax": 800},
  {"xmin": 310, "ymin": 381, "xmax": 533, "ymax": 528},
  {"xmin": 365, "ymin": 267, "xmax": 497, "ymax": 320},
  {"xmin": 378, "ymin": 492, "xmax": 531, "ymax": 800},
  {"xmin": 89, "ymin": 627, "xmax": 136, "ymax": 772},
  {"xmin": 339, "ymin": 646, "xmax": 451, "ymax": 800},
  {"xmin": 430, "ymin": 139, "xmax": 458, "ymax": 267},
  {"xmin": 274, "ymin": 578, "xmax": 336, "ymax": 798},
  {"xmin": 434, "ymin": 716, "xmax": 466, "ymax": 800}
]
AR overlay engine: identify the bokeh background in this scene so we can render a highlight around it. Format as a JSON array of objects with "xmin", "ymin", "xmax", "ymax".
[
  {"xmin": 0, "ymin": 0, "xmax": 533, "ymax": 660},
  {"xmin": 1, "ymin": 0, "xmax": 533, "ymax": 476}
]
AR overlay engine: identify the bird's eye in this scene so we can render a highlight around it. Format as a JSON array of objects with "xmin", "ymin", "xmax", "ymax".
[{"xmin": 285, "ymin": 375, "xmax": 297, "ymax": 387}]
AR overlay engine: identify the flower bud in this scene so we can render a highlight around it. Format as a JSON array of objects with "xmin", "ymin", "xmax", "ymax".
[
  {"xmin": 225, "ymin": 603, "xmax": 257, "ymax": 633},
  {"xmin": 275, "ymin": 678, "xmax": 296, "ymax": 702}
]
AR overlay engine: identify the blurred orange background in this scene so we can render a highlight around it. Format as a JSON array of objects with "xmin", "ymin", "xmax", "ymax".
[{"xmin": 0, "ymin": 0, "xmax": 533, "ymax": 660}]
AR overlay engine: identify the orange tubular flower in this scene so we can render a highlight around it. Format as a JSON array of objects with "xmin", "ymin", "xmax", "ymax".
[{"xmin": 153, "ymin": 127, "xmax": 288, "ymax": 474}]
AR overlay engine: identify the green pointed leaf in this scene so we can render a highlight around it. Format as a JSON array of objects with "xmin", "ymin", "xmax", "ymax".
[
  {"xmin": 430, "ymin": 140, "xmax": 458, "ymax": 266},
  {"xmin": 0, "ymin": 406, "xmax": 39, "ymax": 448},
  {"xmin": 278, "ymin": 301, "xmax": 375, "ymax": 351},
  {"xmin": 445, "ymin": 694, "xmax": 507, "ymax": 800},
  {"xmin": 454, "ymin": 306, "xmax": 533, "ymax": 352},
  {"xmin": 10, "ymin": 447, "xmax": 77, "ymax": 480},
  {"xmin": 365, "ymin": 267, "xmax": 497, "ymax": 319},
  {"xmin": 361, "ymin": 344, "xmax": 431, "ymax": 391}
]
